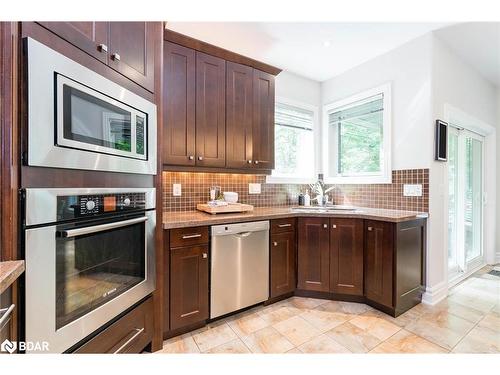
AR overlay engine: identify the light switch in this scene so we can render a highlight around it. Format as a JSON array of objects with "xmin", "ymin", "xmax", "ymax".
[
  {"xmin": 173, "ymin": 183, "xmax": 182, "ymax": 196},
  {"xmin": 249, "ymin": 183, "xmax": 261, "ymax": 194},
  {"xmin": 403, "ymin": 184, "xmax": 422, "ymax": 197}
]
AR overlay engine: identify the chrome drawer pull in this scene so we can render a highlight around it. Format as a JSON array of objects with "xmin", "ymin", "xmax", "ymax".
[
  {"xmin": 367, "ymin": 227, "xmax": 373, "ymax": 231},
  {"xmin": 98, "ymin": 43, "xmax": 108, "ymax": 53},
  {"xmin": 0, "ymin": 304, "xmax": 15, "ymax": 330},
  {"xmin": 273, "ymin": 241, "xmax": 278, "ymax": 246},
  {"xmin": 202, "ymin": 253, "xmax": 208, "ymax": 259},
  {"xmin": 113, "ymin": 327, "xmax": 145, "ymax": 354},
  {"xmin": 323, "ymin": 224, "xmax": 328, "ymax": 228},
  {"xmin": 112, "ymin": 53, "xmax": 121, "ymax": 61},
  {"xmin": 59, "ymin": 216, "xmax": 148, "ymax": 238},
  {"xmin": 277, "ymin": 223, "xmax": 292, "ymax": 228},
  {"xmin": 182, "ymin": 234, "xmax": 202, "ymax": 239},
  {"xmin": 332, "ymin": 224, "xmax": 337, "ymax": 229}
]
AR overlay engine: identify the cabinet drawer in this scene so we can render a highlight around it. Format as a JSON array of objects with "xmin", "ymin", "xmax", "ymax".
[
  {"xmin": 74, "ymin": 297, "xmax": 153, "ymax": 353},
  {"xmin": 170, "ymin": 226, "xmax": 209, "ymax": 248},
  {"xmin": 271, "ymin": 218, "xmax": 296, "ymax": 234}
]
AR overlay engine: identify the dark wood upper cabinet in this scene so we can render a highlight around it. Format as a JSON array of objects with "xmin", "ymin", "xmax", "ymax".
[
  {"xmin": 107, "ymin": 22, "xmax": 156, "ymax": 92},
  {"xmin": 297, "ymin": 218, "xmax": 330, "ymax": 292},
  {"xmin": 270, "ymin": 220, "xmax": 296, "ymax": 298},
  {"xmin": 195, "ymin": 52, "xmax": 226, "ymax": 167},
  {"xmin": 163, "ymin": 41, "xmax": 196, "ymax": 166},
  {"xmin": 39, "ymin": 22, "xmax": 156, "ymax": 92},
  {"xmin": 330, "ymin": 218, "xmax": 364, "ymax": 296},
  {"xmin": 170, "ymin": 244, "xmax": 209, "ymax": 331},
  {"xmin": 38, "ymin": 22, "xmax": 109, "ymax": 63},
  {"xmin": 252, "ymin": 69, "xmax": 275, "ymax": 170},
  {"xmin": 364, "ymin": 220, "xmax": 394, "ymax": 309},
  {"xmin": 226, "ymin": 61, "xmax": 254, "ymax": 169}
]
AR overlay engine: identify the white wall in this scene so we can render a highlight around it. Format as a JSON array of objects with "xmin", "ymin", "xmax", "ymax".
[
  {"xmin": 275, "ymin": 71, "xmax": 321, "ymax": 107},
  {"xmin": 497, "ymin": 89, "xmax": 500, "ymax": 263},
  {"xmin": 321, "ymin": 34, "xmax": 434, "ymax": 171},
  {"xmin": 429, "ymin": 36, "xmax": 498, "ymax": 303}
]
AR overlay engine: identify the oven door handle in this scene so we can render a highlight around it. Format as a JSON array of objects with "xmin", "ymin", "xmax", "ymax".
[{"xmin": 58, "ymin": 216, "xmax": 148, "ymax": 238}]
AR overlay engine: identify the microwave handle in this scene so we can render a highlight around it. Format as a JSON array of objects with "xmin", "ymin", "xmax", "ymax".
[{"xmin": 58, "ymin": 216, "xmax": 148, "ymax": 238}]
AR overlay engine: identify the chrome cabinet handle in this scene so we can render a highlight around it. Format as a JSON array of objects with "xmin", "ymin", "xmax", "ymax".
[
  {"xmin": 198, "ymin": 156, "xmax": 203, "ymax": 161},
  {"xmin": 247, "ymin": 160, "xmax": 252, "ymax": 164},
  {"xmin": 202, "ymin": 253, "xmax": 208, "ymax": 259},
  {"xmin": 0, "ymin": 304, "xmax": 15, "ymax": 330},
  {"xmin": 273, "ymin": 241, "xmax": 278, "ymax": 246},
  {"xmin": 59, "ymin": 216, "xmax": 148, "ymax": 238},
  {"xmin": 182, "ymin": 234, "xmax": 202, "ymax": 239},
  {"xmin": 332, "ymin": 224, "xmax": 337, "ymax": 229},
  {"xmin": 278, "ymin": 223, "xmax": 292, "ymax": 228},
  {"xmin": 98, "ymin": 43, "xmax": 108, "ymax": 53},
  {"xmin": 113, "ymin": 327, "xmax": 144, "ymax": 354},
  {"xmin": 254, "ymin": 160, "xmax": 259, "ymax": 165},
  {"xmin": 188, "ymin": 155, "xmax": 194, "ymax": 160},
  {"xmin": 112, "ymin": 53, "xmax": 121, "ymax": 61},
  {"xmin": 323, "ymin": 224, "xmax": 328, "ymax": 228},
  {"xmin": 367, "ymin": 226, "xmax": 373, "ymax": 231}
]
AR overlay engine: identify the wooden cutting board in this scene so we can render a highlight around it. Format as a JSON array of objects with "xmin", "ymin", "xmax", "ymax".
[{"xmin": 196, "ymin": 203, "xmax": 254, "ymax": 215}]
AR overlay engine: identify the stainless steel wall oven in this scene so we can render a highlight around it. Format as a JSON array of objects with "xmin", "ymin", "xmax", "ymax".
[{"xmin": 23, "ymin": 188, "xmax": 156, "ymax": 353}]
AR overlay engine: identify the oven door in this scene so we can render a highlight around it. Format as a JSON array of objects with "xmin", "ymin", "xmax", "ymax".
[
  {"xmin": 56, "ymin": 74, "xmax": 147, "ymax": 161},
  {"xmin": 25, "ymin": 211, "xmax": 156, "ymax": 353}
]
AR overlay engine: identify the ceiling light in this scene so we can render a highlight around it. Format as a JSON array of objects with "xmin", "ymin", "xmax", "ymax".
[{"xmin": 323, "ymin": 40, "xmax": 331, "ymax": 47}]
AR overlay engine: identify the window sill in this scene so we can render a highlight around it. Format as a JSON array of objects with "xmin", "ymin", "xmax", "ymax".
[
  {"xmin": 324, "ymin": 174, "xmax": 392, "ymax": 184},
  {"xmin": 265, "ymin": 175, "xmax": 316, "ymax": 184}
]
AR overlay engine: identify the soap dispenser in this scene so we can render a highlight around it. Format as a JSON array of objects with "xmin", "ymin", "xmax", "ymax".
[{"xmin": 304, "ymin": 189, "xmax": 311, "ymax": 207}]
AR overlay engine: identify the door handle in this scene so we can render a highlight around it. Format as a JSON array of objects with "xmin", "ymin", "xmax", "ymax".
[
  {"xmin": 332, "ymin": 224, "xmax": 337, "ymax": 229},
  {"xmin": 198, "ymin": 156, "xmax": 203, "ymax": 161},
  {"xmin": 188, "ymin": 155, "xmax": 194, "ymax": 160},
  {"xmin": 58, "ymin": 216, "xmax": 148, "ymax": 238},
  {"xmin": 111, "ymin": 53, "xmax": 121, "ymax": 61},
  {"xmin": 273, "ymin": 241, "xmax": 278, "ymax": 246},
  {"xmin": 323, "ymin": 224, "xmax": 328, "ymax": 228},
  {"xmin": 113, "ymin": 327, "xmax": 144, "ymax": 354},
  {"xmin": 278, "ymin": 223, "xmax": 292, "ymax": 228},
  {"xmin": 247, "ymin": 160, "xmax": 252, "ymax": 164},
  {"xmin": 182, "ymin": 234, "xmax": 202, "ymax": 239},
  {"xmin": 254, "ymin": 160, "xmax": 259, "ymax": 165},
  {"xmin": 367, "ymin": 226, "xmax": 373, "ymax": 231},
  {"xmin": 98, "ymin": 44, "xmax": 108, "ymax": 53},
  {"xmin": 202, "ymin": 253, "xmax": 208, "ymax": 259}
]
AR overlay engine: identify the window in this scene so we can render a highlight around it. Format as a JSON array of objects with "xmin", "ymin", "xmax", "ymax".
[
  {"xmin": 267, "ymin": 98, "xmax": 318, "ymax": 183},
  {"xmin": 323, "ymin": 83, "xmax": 391, "ymax": 184}
]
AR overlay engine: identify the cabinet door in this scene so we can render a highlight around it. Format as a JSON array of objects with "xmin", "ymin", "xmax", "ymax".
[
  {"xmin": 330, "ymin": 218, "xmax": 364, "ymax": 296},
  {"xmin": 108, "ymin": 22, "xmax": 155, "ymax": 91},
  {"xmin": 163, "ymin": 42, "xmax": 196, "ymax": 166},
  {"xmin": 252, "ymin": 69, "xmax": 275, "ymax": 170},
  {"xmin": 170, "ymin": 245, "xmax": 209, "ymax": 330},
  {"xmin": 364, "ymin": 220, "xmax": 394, "ymax": 308},
  {"xmin": 270, "ymin": 231, "xmax": 296, "ymax": 298},
  {"xmin": 38, "ymin": 22, "xmax": 109, "ymax": 63},
  {"xmin": 297, "ymin": 218, "xmax": 330, "ymax": 292},
  {"xmin": 226, "ymin": 62, "xmax": 253, "ymax": 168},
  {"xmin": 195, "ymin": 52, "xmax": 226, "ymax": 167}
]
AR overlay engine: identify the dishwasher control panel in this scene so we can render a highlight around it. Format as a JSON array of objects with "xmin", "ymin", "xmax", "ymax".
[{"xmin": 211, "ymin": 220, "xmax": 270, "ymax": 236}]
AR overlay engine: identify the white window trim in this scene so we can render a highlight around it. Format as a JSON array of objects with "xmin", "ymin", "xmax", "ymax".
[
  {"xmin": 266, "ymin": 96, "xmax": 319, "ymax": 184},
  {"xmin": 322, "ymin": 83, "xmax": 392, "ymax": 184}
]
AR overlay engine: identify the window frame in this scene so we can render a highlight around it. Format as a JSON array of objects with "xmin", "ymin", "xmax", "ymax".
[
  {"xmin": 322, "ymin": 83, "xmax": 392, "ymax": 184},
  {"xmin": 266, "ymin": 96, "xmax": 320, "ymax": 184}
]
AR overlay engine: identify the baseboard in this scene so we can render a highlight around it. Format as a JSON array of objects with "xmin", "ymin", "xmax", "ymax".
[{"xmin": 421, "ymin": 280, "xmax": 448, "ymax": 305}]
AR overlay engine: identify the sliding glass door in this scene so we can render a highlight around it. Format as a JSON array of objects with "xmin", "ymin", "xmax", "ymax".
[{"xmin": 448, "ymin": 128, "xmax": 484, "ymax": 280}]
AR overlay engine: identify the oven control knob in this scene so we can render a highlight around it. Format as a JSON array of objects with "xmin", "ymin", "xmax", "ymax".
[
  {"xmin": 123, "ymin": 198, "xmax": 131, "ymax": 207},
  {"xmin": 85, "ymin": 200, "xmax": 96, "ymax": 211}
]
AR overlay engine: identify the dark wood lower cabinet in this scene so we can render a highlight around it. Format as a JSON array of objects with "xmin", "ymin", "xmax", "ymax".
[
  {"xmin": 364, "ymin": 220, "xmax": 394, "ymax": 309},
  {"xmin": 297, "ymin": 218, "xmax": 330, "ymax": 292},
  {"xmin": 330, "ymin": 218, "xmax": 364, "ymax": 296},
  {"xmin": 74, "ymin": 298, "xmax": 153, "ymax": 353},
  {"xmin": 170, "ymin": 244, "xmax": 209, "ymax": 330},
  {"xmin": 270, "ymin": 227, "xmax": 296, "ymax": 298}
]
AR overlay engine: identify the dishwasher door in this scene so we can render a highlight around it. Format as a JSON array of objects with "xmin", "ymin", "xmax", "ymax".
[{"xmin": 210, "ymin": 221, "xmax": 270, "ymax": 319}]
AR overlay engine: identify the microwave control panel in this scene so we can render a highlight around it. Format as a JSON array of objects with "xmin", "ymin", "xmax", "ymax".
[{"xmin": 57, "ymin": 192, "xmax": 146, "ymax": 220}]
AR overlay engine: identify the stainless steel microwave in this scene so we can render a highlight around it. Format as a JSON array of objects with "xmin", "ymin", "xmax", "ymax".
[{"xmin": 26, "ymin": 37, "xmax": 157, "ymax": 175}]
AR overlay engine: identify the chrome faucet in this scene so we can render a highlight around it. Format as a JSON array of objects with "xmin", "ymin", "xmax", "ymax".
[{"xmin": 309, "ymin": 174, "xmax": 335, "ymax": 206}]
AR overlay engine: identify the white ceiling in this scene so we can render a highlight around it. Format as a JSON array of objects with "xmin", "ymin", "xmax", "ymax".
[
  {"xmin": 165, "ymin": 22, "xmax": 447, "ymax": 82},
  {"xmin": 434, "ymin": 22, "xmax": 500, "ymax": 87}
]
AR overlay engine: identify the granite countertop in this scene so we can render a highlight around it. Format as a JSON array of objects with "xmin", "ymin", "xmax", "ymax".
[
  {"xmin": 163, "ymin": 206, "xmax": 428, "ymax": 229},
  {"xmin": 0, "ymin": 260, "xmax": 25, "ymax": 294}
]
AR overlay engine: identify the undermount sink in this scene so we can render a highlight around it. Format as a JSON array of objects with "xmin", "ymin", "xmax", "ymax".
[{"xmin": 291, "ymin": 205, "xmax": 362, "ymax": 214}]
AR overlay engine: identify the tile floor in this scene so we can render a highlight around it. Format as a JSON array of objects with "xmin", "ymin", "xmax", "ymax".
[{"xmin": 157, "ymin": 266, "xmax": 500, "ymax": 354}]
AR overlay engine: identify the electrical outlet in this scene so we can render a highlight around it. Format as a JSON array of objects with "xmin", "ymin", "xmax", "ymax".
[
  {"xmin": 173, "ymin": 183, "xmax": 182, "ymax": 196},
  {"xmin": 403, "ymin": 184, "xmax": 422, "ymax": 197},
  {"xmin": 249, "ymin": 183, "xmax": 261, "ymax": 194}
]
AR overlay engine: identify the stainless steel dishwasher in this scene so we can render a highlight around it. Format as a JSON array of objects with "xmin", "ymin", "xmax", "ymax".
[{"xmin": 210, "ymin": 220, "xmax": 269, "ymax": 319}]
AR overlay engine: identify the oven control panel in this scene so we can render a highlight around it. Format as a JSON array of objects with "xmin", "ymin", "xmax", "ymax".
[{"xmin": 57, "ymin": 192, "xmax": 146, "ymax": 220}]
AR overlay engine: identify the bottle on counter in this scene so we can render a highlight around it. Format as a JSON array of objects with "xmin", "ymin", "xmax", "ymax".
[
  {"xmin": 298, "ymin": 192, "xmax": 305, "ymax": 206},
  {"xmin": 304, "ymin": 190, "xmax": 311, "ymax": 206}
]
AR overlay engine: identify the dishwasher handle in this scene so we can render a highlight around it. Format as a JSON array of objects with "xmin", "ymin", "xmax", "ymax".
[{"xmin": 233, "ymin": 231, "xmax": 252, "ymax": 238}]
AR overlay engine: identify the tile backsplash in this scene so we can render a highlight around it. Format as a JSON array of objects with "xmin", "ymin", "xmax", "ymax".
[{"xmin": 162, "ymin": 169, "xmax": 429, "ymax": 213}]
